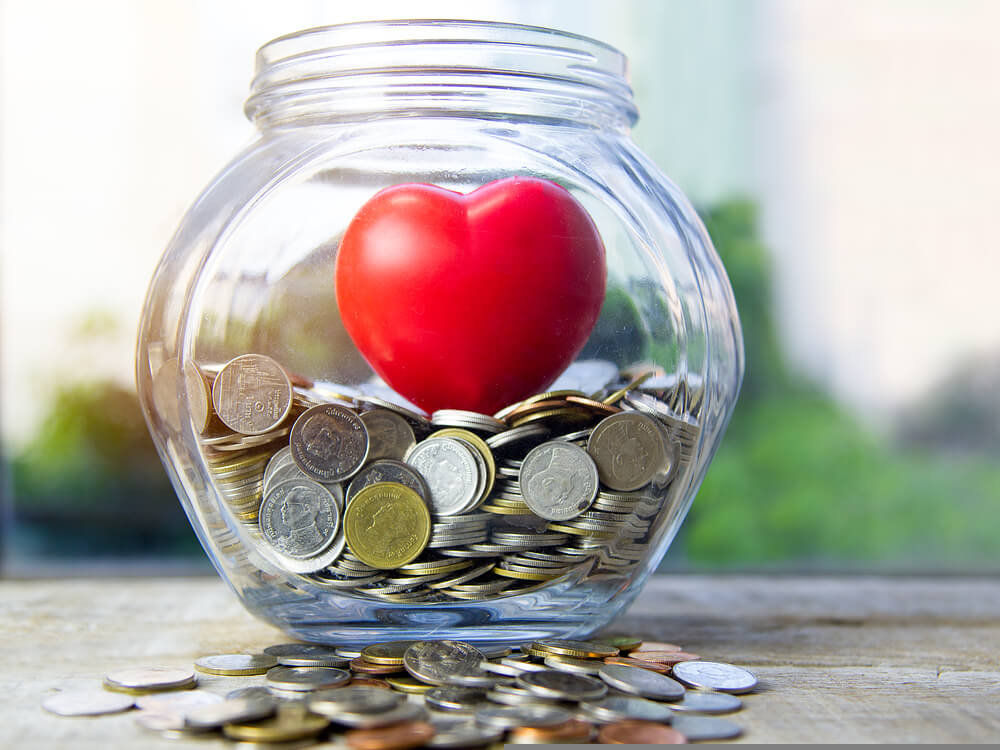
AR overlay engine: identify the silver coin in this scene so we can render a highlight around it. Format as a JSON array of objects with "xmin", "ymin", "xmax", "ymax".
[
  {"xmin": 134, "ymin": 711, "xmax": 191, "ymax": 733},
  {"xmin": 194, "ymin": 653, "xmax": 279, "ymax": 675},
  {"xmin": 667, "ymin": 691, "xmax": 743, "ymax": 714},
  {"xmin": 542, "ymin": 655, "xmax": 604, "ymax": 676},
  {"xmin": 672, "ymin": 714, "xmax": 744, "ymax": 741},
  {"xmin": 519, "ymin": 441, "xmax": 599, "ymax": 521},
  {"xmin": 307, "ymin": 686, "xmax": 401, "ymax": 716},
  {"xmin": 227, "ymin": 686, "xmax": 277, "ymax": 702},
  {"xmin": 265, "ymin": 666, "xmax": 351, "ymax": 692},
  {"xmin": 360, "ymin": 409, "xmax": 416, "ymax": 461},
  {"xmin": 432, "ymin": 410, "xmax": 507, "ymax": 434},
  {"xmin": 259, "ymin": 479, "xmax": 340, "ymax": 560},
  {"xmin": 212, "ymin": 354, "xmax": 293, "ymax": 436},
  {"xmin": 579, "ymin": 695, "xmax": 675, "ymax": 723},
  {"xmin": 290, "ymin": 404, "xmax": 369, "ymax": 483},
  {"xmin": 345, "ymin": 459, "xmax": 430, "ymax": 504},
  {"xmin": 424, "ymin": 687, "xmax": 489, "ymax": 713},
  {"xmin": 671, "ymin": 660, "xmax": 758, "ymax": 694},
  {"xmin": 516, "ymin": 670, "xmax": 607, "ymax": 701},
  {"xmin": 103, "ymin": 667, "xmax": 197, "ymax": 692},
  {"xmin": 403, "ymin": 641, "xmax": 486, "ymax": 686},
  {"xmin": 263, "ymin": 461, "xmax": 311, "ymax": 496},
  {"xmin": 587, "ymin": 412, "xmax": 667, "ymax": 491},
  {"xmin": 135, "ymin": 689, "xmax": 224, "ymax": 712},
  {"xmin": 262, "ymin": 446, "xmax": 293, "ymax": 490},
  {"xmin": 42, "ymin": 690, "xmax": 134, "ymax": 716},
  {"xmin": 327, "ymin": 699, "xmax": 426, "ymax": 728},
  {"xmin": 184, "ymin": 697, "xmax": 277, "ymax": 729},
  {"xmin": 474, "ymin": 704, "xmax": 572, "ymax": 730},
  {"xmin": 597, "ymin": 663, "xmax": 686, "ymax": 701},
  {"xmin": 264, "ymin": 643, "xmax": 345, "ymax": 659},
  {"xmin": 426, "ymin": 723, "xmax": 503, "ymax": 748},
  {"xmin": 406, "ymin": 439, "xmax": 480, "ymax": 516}
]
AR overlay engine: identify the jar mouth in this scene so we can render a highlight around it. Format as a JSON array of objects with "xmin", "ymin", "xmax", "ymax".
[{"xmin": 245, "ymin": 19, "xmax": 638, "ymax": 130}]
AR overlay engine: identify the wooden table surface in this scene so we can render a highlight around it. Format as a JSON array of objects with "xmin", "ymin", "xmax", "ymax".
[{"xmin": 4, "ymin": 574, "xmax": 999, "ymax": 746}]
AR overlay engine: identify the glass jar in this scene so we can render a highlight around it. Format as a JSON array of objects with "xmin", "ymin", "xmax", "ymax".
[{"xmin": 137, "ymin": 20, "xmax": 743, "ymax": 645}]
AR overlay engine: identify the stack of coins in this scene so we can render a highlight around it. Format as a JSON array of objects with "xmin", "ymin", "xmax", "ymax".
[
  {"xmin": 45, "ymin": 635, "xmax": 753, "ymax": 744},
  {"xmin": 183, "ymin": 354, "xmax": 703, "ymax": 602}
]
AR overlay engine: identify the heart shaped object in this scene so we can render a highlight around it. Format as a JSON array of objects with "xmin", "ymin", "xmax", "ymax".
[{"xmin": 335, "ymin": 177, "xmax": 606, "ymax": 415}]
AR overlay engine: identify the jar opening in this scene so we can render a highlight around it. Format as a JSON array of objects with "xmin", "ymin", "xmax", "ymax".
[{"xmin": 245, "ymin": 19, "xmax": 638, "ymax": 130}]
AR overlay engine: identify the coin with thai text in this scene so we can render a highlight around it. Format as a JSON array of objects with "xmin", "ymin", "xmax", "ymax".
[
  {"xmin": 587, "ymin": 412, "xmax": 667, "ymax": 491},
  {"xmin": 259, "ymin": 479, "xmax": 340, "ymax": 560},
  {"xmin": 403, "ymin": 641, "xmax": 485, "ymax": 686},
  {"xmin": 405, "ymin": 438, "xmax": 480, "ymax": 516},
  {"xmin": 346, "ymin": 460, "xmax": 429, "ymax": 505},
  {"xmin": 290, "ymin": 403, "xmax": 369, "ymax": 482},
  {"xmin": 212, "ymin": 354, "xmax": 293, "ymax": 436},
  {"xmin": 360, "ymin": 409, "xmax": 416, "ymax": 461},
  {"xmin": 519, "ymin": 441, "xmax": 598, "ymax": 520},
  {"xmin": 344, "ymin": 483, "xmax": 431, "ymax": 569},
  {"xmin": 42, "ymin": 690, "xmax": 135, "ymax": 716}
]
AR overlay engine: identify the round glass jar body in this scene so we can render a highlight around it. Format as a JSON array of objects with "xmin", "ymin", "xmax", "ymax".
[{"xmin": 137, "ymin": 20, "xmax": 743, "ymax": 645}]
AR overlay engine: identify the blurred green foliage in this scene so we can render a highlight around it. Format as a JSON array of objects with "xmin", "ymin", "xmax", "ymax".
[
  {"xmin": 9, "ymin": 381, "xmax": 198, "ymax": 558},
  {"xmin": 681, "ymin": 200, "xmax": 1000, "ymax": 570}
]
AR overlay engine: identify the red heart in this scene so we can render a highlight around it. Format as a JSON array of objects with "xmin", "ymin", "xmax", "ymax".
[{"xmin": 335, "ymin": 178, "xmax": 606, "ymax": 415}]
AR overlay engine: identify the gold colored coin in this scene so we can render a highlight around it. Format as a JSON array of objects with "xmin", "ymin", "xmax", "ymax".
[
  {"xmin": 344, "ymin": 483, "xmax": 431, "ymax": 569},
  {"xmin": 600, "ymin": 370, "xmax": 657, "ymax": 405},
  {"xmin": 529, "ymin": 639, "xmax": 619, "ymax": 659},
  {"xmin": 360, "ymin": 641, "xmax": 419, "ymax": 666},
  {"xmin": 223, "ymin": 705, "xmax": 329, "ymax": 742},
  {"xmin": 384, "ymin": 674, "xmax": 434, "ymax": 694},
  {"xmin": 494, "ymin": 566, "xmax": 565, "ymax": 582}
]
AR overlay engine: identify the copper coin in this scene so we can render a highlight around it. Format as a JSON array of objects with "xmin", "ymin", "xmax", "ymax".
[
  {"xmin": 350, "ymin": 656, "xmax": 405, "ymax": 675},
  {"xmin": 564, "ymin": 395, "xmax": 622, "ymax": 416},
  {"xmin": 509, "ymin": 718, "xmax": 594, "ymax": 743},
  {"xmin": 630, "ymin": 642, "xmax": 683, "ymax": 653},
  {"xmin": 598, "ymin": 720, "xmax": 688, "ymax": 744},
  {"xmin": 604, "ymin": 656, "xmax": 672, "ymax": 674},
  {"xmin": 345, "ymin": 720, "xmax": 436, "ymax": 750},
  {"xmin": 349, "ymin": 677, "xmax": 393, "ymax": 689},
  {"xmin": 627, "ymin": 651, "xmax": 701, "ymax": 665}
]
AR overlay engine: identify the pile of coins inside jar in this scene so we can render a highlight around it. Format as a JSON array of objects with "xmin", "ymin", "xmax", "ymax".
[
  {"xmin": 179, "ymin": 354, "xmax": 702, "ymax": 601},
  {"xmin": 43, "ymin": 635, "xmax": 755, "ymax": 744}
]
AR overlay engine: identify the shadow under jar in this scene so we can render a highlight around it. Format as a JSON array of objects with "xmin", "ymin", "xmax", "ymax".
[{"xmin": 137, "ymin": 20, "xmax": 744, "ymax": 646}]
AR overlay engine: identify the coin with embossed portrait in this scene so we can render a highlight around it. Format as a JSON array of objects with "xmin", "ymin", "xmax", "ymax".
[
  {"xmin": 259, "ymin": 478, "xmax": 340, "ymax": 560},
  {"xmin": 290, "ymin": 403, "xmax": 369, "ymax": 482},
  {"xmin": 519, "ymin": 441, "xmax": 598, "ymax": 520},
  {"xmin": 587, "ymin": 412, "xmax": 667, "ymax": 491},
  {"xmin": 344, "ymin": 483, "xmax": 431, "ymax": 569},
  {"xmin": 360, "ymin": 408, "xmax": 416, "ymax": 461}
]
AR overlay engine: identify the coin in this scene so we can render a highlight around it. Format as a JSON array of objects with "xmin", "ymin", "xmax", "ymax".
[
  {"xmin": 265, "ymin": 666, "xmax": 351, "ymax": 691},
  {"xmin": 587, "ymin": 412, "xmax": 667, "ymax": 491},
  {"xmin": 184, "ymin": 697, "xmax": 277, "ymax": 729},
  {"xmin": 212, "ymin": 354, "xmax": 293, "ymax": 435},
  {"xmin": 103, "ymin": 667, "xmax": 197, "ymax": 694},
  {"xmin": 42, "ymin": 690, "xmax": 134, "ymax": 716},
  {"xmin": 350, "ymin": 657, "xmax": 406, "ymax": 675},
  {"xmin": 516, "ymin": 670, "xmax": 607, "ymax": 701},
  {"xmin": 671, "ymin": 660, "xmax": 758, "ymax": 694},
  {"xmin": 672, "ymin": 714, "xmax": 743, "ymax": 741},
  {"xmin": 666, "ymin": 691, "xmax": 743, "ymax": 714},
  {"xmin": 597, "ymin": 719, "xmax": 687, "ymax": 744},
  {"xmin": 597, "ymin": 664, "xmax": 686, "ymax": 701},
  {"xmin": 579, "ymin": 695, "xmax": 675, "ymax": 724},
  {"xmin": 431, "ymin": 428, "xmax": 496, "ymax": 504},
  {"xmin": 360, "ymin": 409, "xmax": 416, "ymax": 461},
  {"xmin": 290, "ymin": 403, "xmax": 369, "ymax": 482},
  {"xmin": 424, "ymin": 686, "xmax": 489, "ymax": 713},
  {"xmin": 518, "ymin": 441, "xmax": 598, "ymax": 521},
  {"xmin": 326, "ymin": 700, "xmax": 426, "ymax": 728},
  {"xmin": 405, "ymin": 438, "xmax": 480, "ymax": 516},
  {"xmin": 184, "ymin": 360, "xmax": 213, "ymax": 433},
  {"xmin": 344, "ymin": 483, "xmax": 431, "ymax": 569},
  {"xmin": 347, "ymin": 460, "xmax": 430, "ymax": 504},
  {"xmin": 222, "ymin": 705, "xmax": 329, "ymax": 742},
  {"xmin": 507, "ymin": 717, "xmax": 594, "ymax": 743},
  {"xmin": 591, "ymin": 634, "xmax": 644, "ymax": 652},
  {"xmin": 403, "ymin": 641, "xmax": 485, "ymax": 686},
  {"xmin": 384, "ymin": 674, "xmax": 433, "ymax": 694},
  {"xmin": 361, "ymin": 641, "xmax": 420, "ymax": 666},
  {"xmin": 344, "ymin": 720, "xmax": 436, "ymax": 750},
  {"xmin": 194, "ymin": 653, "xmax": 278, "ymax": 676},
  {"xmin": 529, "ymin": 639, "xmax": 619, "ymax": 659},
  {"xmin": 603, "ymin": 656, "xmax": 672, "ymax": 674},
  {"xmin": 426, "ymin": 723, "xmax": 503, "ymax": 748},
  {"xmin": 628, "ymin": 650, "xmax": 701, "ymax": 666},
  {"xmin": 135, "ymin": 689, "xmax": 224, "ymax": 712},
  {"xmin": 630, "ymin": 641, "xmax": 683, "ymax": 653},
  {"xmin": 259, "ymin": 479, "xmax": 340, "ymax": 564},
  {"xmin": 474, "ymin": 704, "xmax": 573, "ymax": 730},
  {"xmin": 307, "ymin": 686, "xmax": 402, "ymax": 715},
  {"xmin": 542, "ymin": 655, "xmax": 604, "ymax": 675}
]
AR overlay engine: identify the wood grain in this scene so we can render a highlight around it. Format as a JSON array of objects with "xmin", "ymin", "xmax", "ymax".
[{"xmin": 3, "ymin": 574, "xmax": 998, "ymax": 745}]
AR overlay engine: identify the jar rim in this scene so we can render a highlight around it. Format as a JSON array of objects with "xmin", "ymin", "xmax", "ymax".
[{"xmin": 246, "ymin": 19, "xmax": 637, "ymax": 130}]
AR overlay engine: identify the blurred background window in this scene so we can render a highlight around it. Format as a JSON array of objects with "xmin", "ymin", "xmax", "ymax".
[{"xmin": 2, "ymin": 0, "xmax": 998, "ymax": 575}]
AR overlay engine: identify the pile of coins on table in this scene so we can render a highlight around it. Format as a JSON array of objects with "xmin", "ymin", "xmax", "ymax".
[
  {"xmin": 184, "ymin": 353, "xmax": 702, "ymax": 601},
  {"xmin": 43, "ymin": 635, "xmax": 756, "ymax": 744}
]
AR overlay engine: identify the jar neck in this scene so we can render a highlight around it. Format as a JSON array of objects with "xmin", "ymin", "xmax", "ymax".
[{"xmin": 245, "ymin": 20, "xmax": 638, "ymax": 132}]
